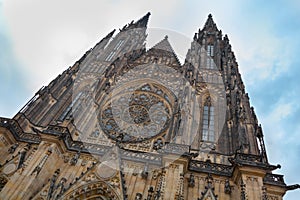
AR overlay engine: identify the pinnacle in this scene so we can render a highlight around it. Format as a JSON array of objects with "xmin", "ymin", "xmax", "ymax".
[
  {"xmin": 203, "ymin": 13, "xmax": 218, "ymax": 32},
  {"xmin": 105, "ymin": 29, "xmax": 116, "ymax": 39},
  {"xmin": 135, "ymin": 12, "xmax": 151, "ymax": 28},
  {"xmin": 93, "ymin": 29, "xmax": 116, "ymax": 49},
  {"xmin": 123, "ymin": 12, "xmax": 151, "ymax": 30},
  {"xmin": 149, "ymin": 36, "xmax": 181, "ymax": 65},
  {"xmin": 151, "ymin": 35, "xmax": 174, "ymax": 53}
]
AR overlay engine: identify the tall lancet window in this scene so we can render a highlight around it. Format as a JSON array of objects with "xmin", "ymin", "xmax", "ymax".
[
  {"xmin": 202, "ymin": 96, "xmax": 215, "ymax": 142},
  {"xmin": 207, "ymin": 44, "xmax": 214, "ymax": 69},
  {"xmin": 114, "ymin": 39, "xmax": 124, "ymax": 50},
  {"xmin": 207, "ymin": 44, "xmax": 214, "ymax": 56}
]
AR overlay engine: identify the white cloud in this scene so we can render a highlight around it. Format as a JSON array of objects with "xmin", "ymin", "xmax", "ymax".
[
  {"xmin": 3, "ymin": 0, "xmax": 292, "ymax": 91},
  {"xmin": 270, "ymin": 103, "xmax": 293, "ymax": 121},
  {"xmin": 2, "ymin": 0, "xmax": 184, "ymax": 92},
  {"xmin": 260, "ymin": 99, "xmax": 297, "ymax": 140}
]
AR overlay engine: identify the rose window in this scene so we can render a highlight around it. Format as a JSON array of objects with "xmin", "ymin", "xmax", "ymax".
[{"xmin": 99, "ymin": 83, "xmax": 174, "ymax": 143}]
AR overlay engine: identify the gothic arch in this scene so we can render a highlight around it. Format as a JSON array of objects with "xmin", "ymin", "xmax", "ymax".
[
  {"xmin": 200, "ymin": 92, "xmax": 217, "ymax": 106},
  {"xmin": 104, "ymin": 78, "xmax": 179, "ymax": 106},
  {"xmin": 200, "ymin": 95, "xmax": 216, "ymax": 143},
  {"xmin": 197, "ymin": 89, "xmax": 225, "ymax": 148},
  {"xmin": 61, "ymin": 180, "xmax": 121, "ymax": 200}
]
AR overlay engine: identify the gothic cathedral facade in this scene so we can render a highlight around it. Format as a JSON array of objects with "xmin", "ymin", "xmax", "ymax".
[{"xmin": 0, "ymin": 13, "xmax": 298, "ymax": 200}]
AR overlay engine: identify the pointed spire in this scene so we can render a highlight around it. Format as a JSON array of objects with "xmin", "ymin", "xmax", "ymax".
[
  {"xmin": 194, "ymin": 13, "xmax": 222, "ymax": 43},
  {"xmin": 135, "ymin": 12, "xmax": 151, "ymax": 28},
  {"xmin": 122, "ymin": 12, "xmax": 151, "ymax": 31},
  {"xmin": 151, "ymin": 35, "xmax": 174, "ymax": 53},
  {"xmin": 149, "ymin": 35, "xmax": 181, "ymax": 65},
  {"xmin": 203, "ymin": 13, "xmax": 219, "ymax": 32},
  {"xmin": 94, "ymin": 29, "xmax": 115, "ymax": 48},
  {"xmin": 104, "ymin": 29, "xmax": 116, "ymax": 40},
  {"xmin": 198, "ymin": 174, "xmax": 218, "ymax": 200}
]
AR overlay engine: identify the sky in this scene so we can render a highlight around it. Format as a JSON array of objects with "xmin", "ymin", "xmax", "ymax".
[{"xmin": 0, "ymin": 0, "xmax": 300, "ymax": 199}]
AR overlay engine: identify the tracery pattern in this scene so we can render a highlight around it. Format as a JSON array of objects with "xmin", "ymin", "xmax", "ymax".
[{"xmin": 99, "ymin": 83, "xmax": 173, "ymax": 143}]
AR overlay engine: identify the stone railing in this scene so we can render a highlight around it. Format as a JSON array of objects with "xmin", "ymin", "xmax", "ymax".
[
  {"xmin": 189, "ymin": 159, "xmax": 233, "ymax": 176},
  {"xmin": 43, "ymin": 125, "xmax": 68, "ymax": 135},
  {"xmin": 234, "ymin": 153, "xmax": 262, "ymax": 164},
  {"xmin": 230, "ymin": 153, "xmax": 280, "ymax": 171},
  {"xmin": 120, "ymin": 149, "xmax": 162, "ymax": 165},
  {"xmin": 163, "ymin": 143, "xmax": 190, "ymax": 155},
  {"xmin": 263, "ymin": 173, "xmax": 286, "ymax": 186}
]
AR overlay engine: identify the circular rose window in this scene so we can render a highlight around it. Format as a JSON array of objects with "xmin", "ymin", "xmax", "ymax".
[{"xmin": 99, "ymin": 83, "xmax": 173, "ymax": 143}]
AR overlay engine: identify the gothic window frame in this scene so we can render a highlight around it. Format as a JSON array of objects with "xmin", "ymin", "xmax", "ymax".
[
  {"xmin": 206, "ymin": 44, "xmax": 214, "ymax": 69},
  {"xmin": 105, "ymin": 39, "xmax": 125, "ymax": 62},
  {"xmin": 207, "ymin": 44, "xmax": 214, "ymax": 57},
  {"xmin": 105, "ymin": 51, "xmax": 116, "ymax": 62},
  {"xmin": 58, "ymin": 91, "xmax": 83, "ymax": 121},
  {"xmin": 114, "ymin": 39, "xmax": 125, "ymax": 50},
  {"xmin": 201, "ymin": 96, "xmax": 215, "ymax": 143}
]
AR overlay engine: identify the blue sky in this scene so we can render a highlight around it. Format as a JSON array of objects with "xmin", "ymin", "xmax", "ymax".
[{"xmin": 0, "ymin": 0, "xmax": 300, "ymax": 199}]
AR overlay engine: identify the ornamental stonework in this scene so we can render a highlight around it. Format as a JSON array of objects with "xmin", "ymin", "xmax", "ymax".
[{"xmin": 0, "ymin": 12, "xmax": 299, "ymax": 200}]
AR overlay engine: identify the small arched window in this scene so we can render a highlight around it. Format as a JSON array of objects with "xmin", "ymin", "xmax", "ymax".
[{"xmin": 202, "ymin": 96, "xmax": 215, "ymax": 142}]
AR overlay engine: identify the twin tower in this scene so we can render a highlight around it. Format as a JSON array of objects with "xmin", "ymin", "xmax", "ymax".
[{"xmin": 0, "ymin": 12, "xmax": 298, "ymax": 199}]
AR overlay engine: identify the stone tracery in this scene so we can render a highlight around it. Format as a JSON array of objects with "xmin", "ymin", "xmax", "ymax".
[{"xmin": 99, "ymin": 82, "xmax": 174, "ymax": 143}]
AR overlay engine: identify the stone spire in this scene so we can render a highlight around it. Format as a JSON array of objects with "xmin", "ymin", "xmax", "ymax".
[
  {"xmin": 88, "ymin": 29, "xmax": 116, "ymax": 57},
  {"xmin": 148, "ymin": 35, "xmax": 181, "ymax": 66},
  {"xmin": 203, "ymin": 14, "xmax": 219, "ymax": 32},
  {"xmin": 121, "ymin": 12, "xmax": 151, "ymax": 31},
  {"xmin": 195, "ymin": 14, "xmax": 222, "ymax": 43},
  {"xmin": 134, "ymin": 12, "xmax": 151, "ymax": 28},
  {"xmin": 94, "ymin": 29, "xmax": 116, "ymax": 49},
  {"xmin": 151, "ymin": 36, "xmax": 174, "ymax": 53}
]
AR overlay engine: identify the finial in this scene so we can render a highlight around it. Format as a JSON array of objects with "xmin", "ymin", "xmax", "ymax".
[
  {"xmin": 202, "ymin": 13, "xmax": 218, "ymax": 32},
  {"xmin": 136, "ymin": 12, "xmax": 151, "ymax": 28},
  {"xmin": 106, "ymin": 29, "xmax": 116, "ymax": 38},
  {"xmin": 123, "ymin": 12, "xmax": 151, "ymax": 30},
  {"xmin": 193, "ymin": 33, "xmax": 197, "ymax": 40},
  {"xmin": 164, "ymin": 35, "xmax": 168, "ymax": 39},
  {"xmin": 224, "ymin": 34, "xmax": 229, "ymax": 42}
]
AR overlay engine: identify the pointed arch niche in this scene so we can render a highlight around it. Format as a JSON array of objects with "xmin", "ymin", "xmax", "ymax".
[{"xmin": 62, "ymin": 181, "xmax": 121, "ymax": 200}]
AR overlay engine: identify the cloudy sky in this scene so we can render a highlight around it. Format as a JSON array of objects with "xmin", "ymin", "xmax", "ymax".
[{"xmin": 0, "ymin": 0, "xmax": 299, "ymax": 199}]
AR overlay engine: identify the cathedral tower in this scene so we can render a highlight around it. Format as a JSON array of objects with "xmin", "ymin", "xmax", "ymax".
[{"xmin": 0, "ymin": 13, "xmax": 298, "ymax": 200}]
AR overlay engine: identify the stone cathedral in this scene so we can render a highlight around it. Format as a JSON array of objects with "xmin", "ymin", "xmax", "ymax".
[{"xmin": 0, "ymin": 13, "xmax": 298, "ymax": 200}]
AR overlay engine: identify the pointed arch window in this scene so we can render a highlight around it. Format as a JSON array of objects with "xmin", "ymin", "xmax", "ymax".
[
  {"xmin": 206, "ymin": 44, "xmax": 214, "ymax": 69},
  {"xmin": 105, "ymin": 51, "xmax": 116, "ymax": 61},
  {"xmin": 207, "ymin": 44, "xmax": 214, "ymax": 57},
  {"xmin": 202, "ymin": 96, "xmax": 215, "ymax": 142},
  {"xmin": 105, "ymin": 40, "xmax": 124, "ymax": 62},
  {"xmin": 114, "ymin": 39, "xmax": 125, "ymax": 50},
  {"xmin": 58, "ymin": 91, "xmax": 83, "ymax": 121}
]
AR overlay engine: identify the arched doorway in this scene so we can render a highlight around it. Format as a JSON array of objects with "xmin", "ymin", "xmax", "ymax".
[{"xmin": 62, "ymin": 181, "xmax": 121, "ymax": 200}]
